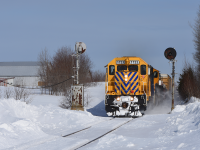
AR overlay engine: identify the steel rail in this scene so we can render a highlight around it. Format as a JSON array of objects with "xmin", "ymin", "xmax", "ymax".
[
  {"xmin": 74, "ymin": 118, "xmax": 134, "ymax": 150},
  {"xmin": 62, "ymin": 118, "xmax": 114, "ymax": 137}
]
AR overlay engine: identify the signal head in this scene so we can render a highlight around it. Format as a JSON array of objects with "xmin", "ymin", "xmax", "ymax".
[
  {"xmin": 164, "ymin": 47, "xmax": 177, "ymax": 60},
  {"xmin": 75, "ymin": 42, "xmax": 86, "ymax": 54}
]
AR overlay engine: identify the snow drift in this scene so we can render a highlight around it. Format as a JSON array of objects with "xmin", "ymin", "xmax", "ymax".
[{"xmin": 0, "ymin": 98, "xmax": 104, "ymax": 149}]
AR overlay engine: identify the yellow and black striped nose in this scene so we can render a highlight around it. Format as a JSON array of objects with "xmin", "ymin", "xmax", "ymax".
[{"xmin": 115, "ymin": 72, "xmax": 139, "ymax": 95}]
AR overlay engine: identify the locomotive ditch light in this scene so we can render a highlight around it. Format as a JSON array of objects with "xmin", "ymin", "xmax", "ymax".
[
  {"xmin": 164, "ymin": 47, "xmax": 177, "ymax": 60},
  {"xmin": 130, "ymin": 97, "xmax": 134, "ymax": 101},
  {"xmin": 116, "ymin": 97, "xmax": 120, "ymax": 101}
]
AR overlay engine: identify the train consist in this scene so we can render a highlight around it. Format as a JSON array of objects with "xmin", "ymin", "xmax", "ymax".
[{"xmin": 105, "ymin": 56, "xmax": 171, "ymax": 117}]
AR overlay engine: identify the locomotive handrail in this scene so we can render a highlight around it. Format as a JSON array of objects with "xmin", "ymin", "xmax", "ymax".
[{"xmin": 142, "ymin": 81, "xmax": 147, "ymax": 94}]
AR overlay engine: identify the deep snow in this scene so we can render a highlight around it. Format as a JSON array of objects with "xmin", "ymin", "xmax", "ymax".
[{"xmin": 0, "ymin": 82, "xmax": 199, "ymax": 150}]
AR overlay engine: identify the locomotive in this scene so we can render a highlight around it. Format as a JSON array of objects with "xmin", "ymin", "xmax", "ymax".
[{"xmin": 104, "ymin": 56, "xmax": 170, "ymax": 117}]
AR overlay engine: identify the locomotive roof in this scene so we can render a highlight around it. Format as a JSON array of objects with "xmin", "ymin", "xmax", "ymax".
[{"xmin": 123, "ymin": 56, "xmax": 137, "ymax": 57}]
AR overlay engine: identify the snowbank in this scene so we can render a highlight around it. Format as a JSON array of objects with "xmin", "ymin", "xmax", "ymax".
[
  {"xmin": 166, "ymin": 97, "xmax": 200, "ymax": 135},
  {"xmin": 155, "ymin": 97, "xmax": 200, "ymax": 149},
  {"xmin": 0, "ymin": 98, "xmax": 104, "ymax": 149}
]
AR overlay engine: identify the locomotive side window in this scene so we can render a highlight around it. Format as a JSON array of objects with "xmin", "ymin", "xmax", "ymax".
[
  {"xmin": 117, "ymin": 65, "xmax": 127, "ymax": 71},
  {"xmin": 141, "ymin": 65, "xmax": 146, "ymax": 75},
  {"xmin": 109, "ymin": 65, "xmax": 115, "ymax": 75},
  {"xmin": 154, "ymin": 71, "xmax": 158, "ymax": 78},
  {"xmin": 128, "ymin": 65, "xmax": 138, "ymax": 71}
]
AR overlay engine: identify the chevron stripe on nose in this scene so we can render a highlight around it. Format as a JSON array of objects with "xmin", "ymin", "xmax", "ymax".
[{"xmin": 115, "ymin": 71, "xmax": 139, "ymax": 95}]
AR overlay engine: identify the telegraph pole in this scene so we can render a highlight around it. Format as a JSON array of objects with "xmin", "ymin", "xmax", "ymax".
[{"xmin": 164, "ymin": 47, "xmax": 177, "ymax": 111}]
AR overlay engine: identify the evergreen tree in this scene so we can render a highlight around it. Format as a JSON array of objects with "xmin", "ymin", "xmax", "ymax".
[{"xmin": 177, "ymin": 65, "xmax": 199, "ymax": 101}]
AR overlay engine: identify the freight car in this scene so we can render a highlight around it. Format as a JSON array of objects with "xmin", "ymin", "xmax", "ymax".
[
  {"xmin": 160, "ymin": 74, "xmax": 171, "ymax": 91},
  {"xmin": 104, "ymin": 56, "xmax": 170, "ymax": 117}
]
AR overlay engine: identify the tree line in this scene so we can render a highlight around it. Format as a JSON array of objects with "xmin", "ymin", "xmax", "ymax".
[
  {"xmin": 178, "ymin": 6, "xmax": 200, "ymax": 102},
  {"xmin": 37, "ymin": 46, "xmax": 105, "ymax": 95}
]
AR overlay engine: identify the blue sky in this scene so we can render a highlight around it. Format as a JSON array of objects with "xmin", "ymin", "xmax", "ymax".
[{"xmin": 0, "ymin": 0, "xmax": 199, "ymax": 81}]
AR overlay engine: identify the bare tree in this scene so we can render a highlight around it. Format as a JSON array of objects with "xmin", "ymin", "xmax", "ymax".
[
  {"xmin": 37, "ymin": 46, "xmax": 97, "ymax": 109},
  {"xmin": 193, "ymin": 5, "xmax": 200, "ymax": 79},
  {"xmin": 79, "ymin": 53, "xmax": 93, "ymax": 84},
  {"xmin": 4, "ymin": 87, "xmax": 13, "ymax": 99},
  {"xmin": 50, "ymin": 46, "xmax": 73, "ymax": 95},
  {"xmin": 91, "ymin": 70, "xmax": 105, "ymax": 82},
  {"xmin": 59, "ymin": 88, "xmax": 72, "ymax": 109},
  {"xmin": 37, "ymin": 46, "xmax": 94, "ymax": 96},
  {"xmin": 38, "ymin": 48, "xmax": 51, "ymax": 94},
  {"xmin": 12, "ymin": 78, "xmax": 33, "ymax": 103},
  {"xmin": 22, "ymin": 89, "xmax": 33, "ymax": 104}
]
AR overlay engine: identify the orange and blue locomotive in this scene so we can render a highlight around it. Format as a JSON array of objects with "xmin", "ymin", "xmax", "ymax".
[{"xmin": 105, "ymin": 56, "xmax": 169, "ymax": 117}]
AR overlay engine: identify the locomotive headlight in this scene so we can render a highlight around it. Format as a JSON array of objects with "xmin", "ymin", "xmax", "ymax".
[
  {"xmin": 125, "ymin": 75, "xmax": 128, "ymax": 81},
  {"xmin": 116, "ymin": 97, "xmax": 120, "ymax": 101}
]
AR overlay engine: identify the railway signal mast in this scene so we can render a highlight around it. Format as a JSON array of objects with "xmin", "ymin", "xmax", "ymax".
[
  {"xmin": 71, "ymin": 42, "xmax": 86, "ymax": 111},
  {"xmin": 164, "ymin": 47, "xmax": 177, "ymax": 111}
]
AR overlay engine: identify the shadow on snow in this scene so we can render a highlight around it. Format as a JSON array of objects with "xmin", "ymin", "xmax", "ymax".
[{"xmin": 86, "ymin": 100, "xmax": 108, "ymax": 117}]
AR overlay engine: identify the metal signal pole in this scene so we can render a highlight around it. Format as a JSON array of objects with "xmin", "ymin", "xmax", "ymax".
[
  {"xmin": 71, "ymin": 42, "xmax": 86, "ymax": 111},
  {"xmin": 171, "ymin": 60, "xmax": 175, "ymax": 111},
  {"xmin": 75, "ymin": 53, "xmax": 79, "ymax": 85},
  {"xmin": 164, "ymin": 47, "xmax": 177, "ymax": 111}
]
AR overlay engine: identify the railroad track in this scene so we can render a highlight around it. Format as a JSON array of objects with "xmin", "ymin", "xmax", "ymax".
[
  {"xmin": 62, "ymin": 118, "xmax": 114, "ymax": 137},
  {"xmin": 73, "ymin": 118, "xmax": 134, "ymax": 150},
  {"xmin": 6, "ymin": 118, "xmax": 114, "ymax": 150},
  {"xmin": 7, "ymin": 117, "xmax": 134, "ymax": 150}
]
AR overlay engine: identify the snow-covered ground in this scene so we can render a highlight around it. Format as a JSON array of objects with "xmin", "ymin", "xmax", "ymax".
[{"xmin": 0, "ymin": 82, "xmax": 200, "ymax": 150}]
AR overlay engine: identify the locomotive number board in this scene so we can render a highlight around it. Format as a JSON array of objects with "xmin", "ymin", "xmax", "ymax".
[
  {"xmin": 116, "ymin": 60, "xmax": 125, "ymax": 64},
  {"xmin": 130, "ymin": 60, "xmax": 139, "ymax": 64}
]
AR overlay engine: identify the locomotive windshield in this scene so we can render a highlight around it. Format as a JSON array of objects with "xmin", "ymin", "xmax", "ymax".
[
  {"xmin": 128, "ymin": 65, "xmax": 138, "ymax": 71},
  {"xmin": 117, "ymin": 65, "xmax": 138, "ymax": 72},
  {"xmin": 117, "ymin": 65, "xmax": 127, "ymax": 71}
]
